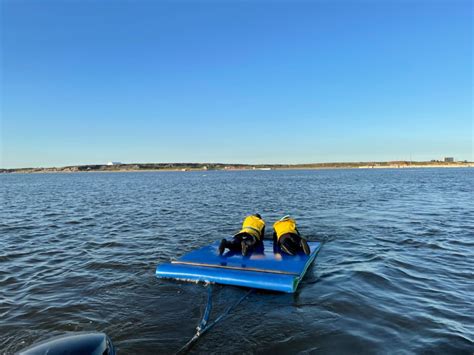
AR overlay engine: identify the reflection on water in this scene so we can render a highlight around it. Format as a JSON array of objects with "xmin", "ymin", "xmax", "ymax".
[{"xmin": 1, "ymin": 169, "xmax": 473, "ymax": 354}]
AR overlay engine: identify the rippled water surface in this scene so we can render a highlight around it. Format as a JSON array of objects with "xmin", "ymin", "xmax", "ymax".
[{"xmin": 1, "ymin": 169, "xmax": 473, "ymax": 354}]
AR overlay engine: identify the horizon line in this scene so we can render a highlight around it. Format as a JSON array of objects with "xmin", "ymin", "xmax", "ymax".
[{"xmin": 2, "ymin": 159, "xmax": 471, "ymax": 171}]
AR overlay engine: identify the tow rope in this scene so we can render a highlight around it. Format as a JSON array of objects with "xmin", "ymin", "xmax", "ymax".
[{"xmin": 176, "ymin": 284, "xmax": 253, "ymax": 354}]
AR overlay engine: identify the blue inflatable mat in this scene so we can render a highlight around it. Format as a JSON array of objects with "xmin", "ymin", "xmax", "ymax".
[{"xmin": 156, "ymin": 240, "xmax": 321, "ymax": 293}]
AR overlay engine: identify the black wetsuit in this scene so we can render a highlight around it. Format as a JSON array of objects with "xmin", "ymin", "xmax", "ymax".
[
  {"xmin": 221, "ymin": 225, "xmax": 265, "ymax": 255},
  {"xmin": 226, "ymin": 231, "xmax": 263, "ymax": 251},
  {"xmin": 273, "ymin": 229, "xmax": 309, "ymax": 255}
]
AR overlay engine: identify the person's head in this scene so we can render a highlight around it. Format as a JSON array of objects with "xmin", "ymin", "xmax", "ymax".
[{"xmin": 254, "ymin": 213, "xmax": 262, "ymax": 219}]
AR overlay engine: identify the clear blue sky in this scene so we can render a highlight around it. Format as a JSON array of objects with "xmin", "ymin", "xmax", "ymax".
[{"xmin": 1, "ymin": 0, "xmax": 472, "ymax": 168}]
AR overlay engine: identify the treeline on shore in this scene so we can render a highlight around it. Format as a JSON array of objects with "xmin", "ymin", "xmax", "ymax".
[{"xmin": 1, "ymin": 161, "xmax": 472, "ymax": 174}]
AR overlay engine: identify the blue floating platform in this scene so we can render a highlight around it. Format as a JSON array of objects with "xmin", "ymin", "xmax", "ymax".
[{"xmin": 156, "ymin": 240, "xmax": 321, "ymax": 293}]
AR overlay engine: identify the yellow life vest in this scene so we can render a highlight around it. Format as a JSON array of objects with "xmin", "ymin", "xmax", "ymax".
[
  {"xmin": 236, "ymin": 215, "xmax": 265, "ymax": 240},
  {"xmin": 273, "ymin": 217, "xmax": 298, "ymax": 240}
]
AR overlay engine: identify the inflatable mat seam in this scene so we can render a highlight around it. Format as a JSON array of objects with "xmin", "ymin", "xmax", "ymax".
[{"xmin": 171, "ymin": 260, "xmax": 300, "ymax": 275}]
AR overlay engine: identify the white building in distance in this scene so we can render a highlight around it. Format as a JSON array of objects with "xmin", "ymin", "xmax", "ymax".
[{"xmin": 107, "ymin": 162, "xmax": 122, "ymax": 166}]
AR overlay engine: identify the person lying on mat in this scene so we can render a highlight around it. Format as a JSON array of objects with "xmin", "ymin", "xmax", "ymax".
[
  {"xmin": 273, "ymin": 216, "xmax": 310, "ymax": 256},
  {"xmin": 218, "ymin": 214, "xmax": 265, "ymax": 256}
]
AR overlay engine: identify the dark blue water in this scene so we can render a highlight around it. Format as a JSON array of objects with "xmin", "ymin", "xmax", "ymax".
[{"xmin": 1, "ymin": 169, "xmax": 473, "ymax": 354}]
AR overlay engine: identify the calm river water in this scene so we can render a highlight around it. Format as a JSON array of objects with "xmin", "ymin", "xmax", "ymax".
[{"xmin": 1, "ymin": 169, "xmax": 473, "ymax": 354}]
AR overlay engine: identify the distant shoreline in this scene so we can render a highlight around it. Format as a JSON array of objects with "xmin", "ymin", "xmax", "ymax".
[{"xmin": 1, "ymin": 161, "xmax": 473, "ymax": 174}]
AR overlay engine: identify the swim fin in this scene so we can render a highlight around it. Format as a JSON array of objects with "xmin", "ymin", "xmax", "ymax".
[{"xmin": 301, "ymin": 239, "xmax": 311, "ymax": 255}]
